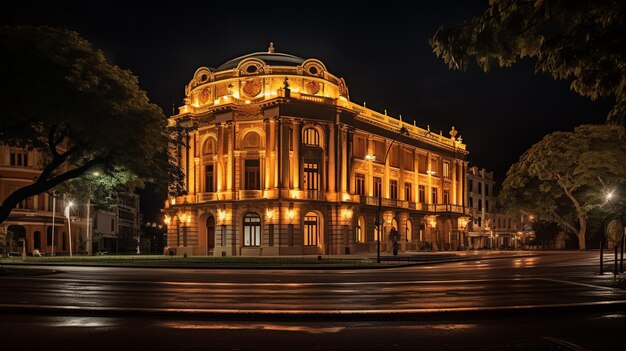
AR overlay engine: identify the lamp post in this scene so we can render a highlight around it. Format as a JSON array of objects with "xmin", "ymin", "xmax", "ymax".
[
  {"xmin": 64, "ymin": 201, "xmax": 74, "ymax": 257},
  {"xmin": 374, "ymin": 126, "xmax": 409, "ymax": 263}
]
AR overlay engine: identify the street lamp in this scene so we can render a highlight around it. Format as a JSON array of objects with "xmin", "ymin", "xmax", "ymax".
[
  {"xmin": 64, "ymin": 201, "xmax": 74, "ymax": 257},
  {"xmin": 375, "ymin": 126, "xmax": 409, "ymax": 263}
]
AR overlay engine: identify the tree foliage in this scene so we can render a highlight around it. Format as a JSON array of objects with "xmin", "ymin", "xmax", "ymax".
[
  {"xmin": 430, "ymin": 0, "xmax": 626, "ymax": 124},
  {"xmin": 0, "ymin": 25, "xmax": 182, "ymax": 224},
  {"xmin": 499, "ymin": 124, "xmax": 626, "ymax": 249}
]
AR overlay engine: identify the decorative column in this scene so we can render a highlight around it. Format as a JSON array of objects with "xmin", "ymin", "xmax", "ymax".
[
  {"xmin": 328, "ymin": 123, "xmax": 336, "ymax": 193},
  {"xmin": 264, "ymin": 118, "xmax": 272, "ymax": 190},
  {"xmin": 226, "ymin": 121, "xmax": 234, "ymax": 193},
  {"xmin": 340, "ymin": 126, "xmax": 348, "ymax": 194},
  {"xmin": 216, "ymin": 123, "xmax": 224, "ymax": 192},
  {"xmin": 292, "ymin": 120, "xmax": 302, "ymax": 190},
  {"xmin": 451, "ymin": 160, "xmax": 457, "ymax": 205}
]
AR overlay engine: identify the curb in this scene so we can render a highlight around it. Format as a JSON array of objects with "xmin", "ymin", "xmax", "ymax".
[{"xmin": 0, "ymin": 254, "xmax": 534, "ymax": 271}]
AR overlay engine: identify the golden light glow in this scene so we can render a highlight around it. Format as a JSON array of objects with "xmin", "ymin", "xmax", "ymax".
[
  {"xmin": 341, "ymin": 209, "xmax": 353, "ymax": 221},
  {"xmin": 287, "ymin": 209, "xmax": 295, "ymax": 220},
  {"xmin": 266, "ymin": 208, "xmax": 274, "ymax": 221},
  {"xmin": 170, "ymin": 198, "xmax": 176, "ymax": 205},
  {"xmin": 426, "ymin": 216, "xmax": 438, "ymax": 228},
  {"xmin": 163, "ymin": 215, "xmax": 171, "ymax": 226},
  {"xmin": 342, "ymin": 194, "xmax": 351, "ymax": 201},
  {"xmin": 218, "ymin": 209, "xmax": 227, "ymax": 222},
  {"xmin": 291, "ymin": 190, "xmax": 300, "ymax": 199},
  {"xmin": 364, "ymin": 154, "xmax": 375, "ymax": 161}
]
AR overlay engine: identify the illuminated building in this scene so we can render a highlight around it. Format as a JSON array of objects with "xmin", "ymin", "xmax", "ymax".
[{"xmin": 164, "ymin": 44, "xmax": 470, "ymax": 256}]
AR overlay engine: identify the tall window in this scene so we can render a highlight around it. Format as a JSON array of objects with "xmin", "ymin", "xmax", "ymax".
[
  {"xmin": 403, "ymin": 150, "xmax": 414, "ymax": 171},
  {"xmin": 485, "ymin": 200, "xmax": 489, "ymax": 212},
  {"xmin": 485, "ymin": 184, "xmax": 489, "ymax": 196},
  {"xmin": 443, "ymin": 189, "xmax": 449, "ymax": 204},
  {"xmin": 205, "ymin": 165, "xmax": 214, "ymax": 192},
  {"xmin": 418, "ymin": 185, "xmax": 426, "ymax": 203},
  {"xmin": 431, "ymin": 187, "xmax": 438, "ymax": 204},
  {"xmin": 468, "ymin": 179, "xmax": 473, "ymax": 192},
  {"xmin": 478, "ymin": 199, "xmax": 482, "ymax": 212},
  {"xmin": 357, "ymin": 216, "xmax": 366, "ymax": 243},
  {"xmin": 303, "ymin": 162, "xmax": 319, "ymax": 191},
  {"xmin": 9, "ymin": 151, "xmax": 28, "ymax": 167},
  {"xmin": 469, "ymin": 196, "xmax": 474, "ymax": 208},
  {"xmin": 353, "ymin": 136, "xmax": 366, "ymax": 158},
  {"xmin": 243, "ymin": 213, "xmax": 261, "ymax": 246},
  {"xmin": 303, "ymin": 128, "xmax": 320, "ymax": 146},
  {"xmin": 355, "ymin": 173, "xmax": 365, "ymax": 195},
  {"xmin": 478, "ymin": 182, "xmax": 482, "ymax": 194},
  {"xmin": 443, "ymin": 161, "xmax": 450, "ymax": 180},
  {"xmin": 373, "ymin": 140, "xmax": 385, "ymax": 162},
  {"xmin": 404, "ymin": 182, "xmax": 412, "ymax": 202},
  {"xmin": 418, "ymin": 154, "xmax": 427, "ymax": 173},
  {"xmin": 390, "ymin": 180, "xmax": 398, "ymax": 199},
  {"xmin": 303, "ymin": 212, "xmax": 319, "ymax": 246},
  {"xmin": 373, "ymin": 177, "xmax": 382, "ymax": 198},
  {"xmin": 431, "ymin": 158, "xmax": 439, "ymax": 176},
  {"xmin": 245, "ymin": 159, "xmax": 261, "ymax": 190},
  {"xmin": 390, "ymin": 146, "xmax": 400, "ymax": 168}
]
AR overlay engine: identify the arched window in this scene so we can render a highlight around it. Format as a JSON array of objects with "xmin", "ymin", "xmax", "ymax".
[
  {"xmin": 357, "ymin": 216, "xmax": 366, "ymax": 243},
  {"xmin": 202, "ymin": 138, "xmax": 216, "ymax": 155},
  {"xmin": 242, "ymin": 132, "xmax": 261, "ymax": 149},
  {"xmin": 303, "ymin": 128, "xmax": 320, "ymax": 146},
  {"xmin": 406, "ymin": 220, "xmax": 412, "ymax": 241},
  {"xmin": 303, "ymin": 212, "xmax": 319, "ymax": 246},
  {"xmin": 243, "ymin": 213, "xmax": 261, "ymax": 247}
]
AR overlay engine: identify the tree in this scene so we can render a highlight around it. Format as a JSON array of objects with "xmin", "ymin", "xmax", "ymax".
[
  {"xmin": 499, "ymin": 124, "xmax": 626, "ymax": 249},
  {"xmin": 430, "ymin": 0, "xmax": 626, "ymax": 124},
  {"xmin": 0, "ymin": 25, "xmax": 181, "ymax": 224}
]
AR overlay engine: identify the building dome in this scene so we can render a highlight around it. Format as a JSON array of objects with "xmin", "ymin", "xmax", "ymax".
[{"xmin": 217, "ymin": 52, "xmax": 305, "ymax": 71}]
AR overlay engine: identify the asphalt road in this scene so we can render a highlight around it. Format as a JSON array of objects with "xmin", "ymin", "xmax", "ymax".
[
  {"xmin": 1, "ymin": 251, "xmax": 624, "ymax": 315},
  {"xmin": 2, "ymin": 251, "xmax": 625, "ymax": 350}
]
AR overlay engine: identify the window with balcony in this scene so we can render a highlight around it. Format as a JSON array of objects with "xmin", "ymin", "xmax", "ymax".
[
  {"xmin": 390, "ymin": 180, "xmax": 398, "ymax": 199},
  {"xmin": 303, "ymin": 128, "xmax": 320, "ymax": 146},
  {"xmin": 431, "ymin": 158, "xmax": 439, "ymax": 176},
  {"xmin": 244, "ymin": 159, "xmax": 261, "ymax": 190},
  {"xmin": 205, "ymin": 165, "xmax": 214, "ymax": 192},
  {"xmin": 243, "ymin": 213, "xmax": 261, "ymax": 246},
  {"xmin": 404, "ymin": 182, "xmax": 412, "ymax": 202},
  {"xmin": 355, "ymin": 173, "xmax": 365, "ymax": 195},
  {"xmin": 431, "ymin": 187, "xmax": 438, "ymax": 204},
  {"xmin": 418, "ymin": 185, "xmax": 426, "ymax": 203},
  {"xmin": 303, "ymin": 162, "xmax": 319, "ymax": 198},
  {"xmin": 443, "ymin": 189, "xmax": 449, "ymax": 204},
  {"xmin": 374, "ymin": 177, "xmax": 382, "ymax": 198}
]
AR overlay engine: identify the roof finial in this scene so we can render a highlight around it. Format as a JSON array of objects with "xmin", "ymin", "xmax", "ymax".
[
  {"xmin": 399, "ymin": 114, "xmax": 403, "ymax": 121},
  {"xmin": 268, "ymin": 42, "xmax": 275, "ymax": 53}
]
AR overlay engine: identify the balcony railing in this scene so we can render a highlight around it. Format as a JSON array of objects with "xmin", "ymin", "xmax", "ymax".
[{"xmin": 304, "ymin": 190, "xmax": 321, "ymax": 200}]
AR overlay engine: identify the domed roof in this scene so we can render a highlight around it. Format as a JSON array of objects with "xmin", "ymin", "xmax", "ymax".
[{"xmin": 216, "ymin": 43, "xmax": 305, "ymax": 70}]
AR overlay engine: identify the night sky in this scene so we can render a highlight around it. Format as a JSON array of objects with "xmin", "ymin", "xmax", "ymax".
[{"xmin": 2, "ymin": 1, "xmax": 612, "ymax": 217}]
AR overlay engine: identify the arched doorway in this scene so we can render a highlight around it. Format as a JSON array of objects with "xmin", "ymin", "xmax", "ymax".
[
  {"xmin": 406, "ymin": 220, "xmax": 412, "ymax": 242},
  {"xmin": 303, "ymin": 211, "xmax": 324, "ymax": 254},
  {"xmin": 33, "ymin": 231, "xmax": 41, "ymax": 250},
  {"xmin": 356, "ymin": 216, "xmax": 366, "ymax": 243},
  {"xmin": 206, "ymin": 215, "xmax": 215, "ymax": 254}
]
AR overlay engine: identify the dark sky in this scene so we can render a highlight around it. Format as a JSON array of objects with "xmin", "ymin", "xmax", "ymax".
[{"xmin": 2, "ymin": 1, "xmax": 612, "ymax": 217}]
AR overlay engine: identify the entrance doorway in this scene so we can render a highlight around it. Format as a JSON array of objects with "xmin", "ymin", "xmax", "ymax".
[{"xmin": 206, "ymin": 216, "xmax": 215, "ymax": 254}]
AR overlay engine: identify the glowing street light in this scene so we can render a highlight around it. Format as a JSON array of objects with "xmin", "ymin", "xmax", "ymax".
[
  {"xmin": 375, "ymin": 126, "xmax": 409, "ymax": 263},
  {"xmin": 64, "ymin": 201, "xmax": 74, "ymax": 257}
]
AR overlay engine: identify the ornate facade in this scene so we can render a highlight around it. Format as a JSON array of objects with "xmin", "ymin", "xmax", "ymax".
[{"xmin": 164, "ymin": 44, "xmax": 470, "ymax": 256}]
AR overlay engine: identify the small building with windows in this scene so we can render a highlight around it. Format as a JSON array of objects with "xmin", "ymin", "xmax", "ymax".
[{"xmin": 164, "ymin": 44, "xmax": 470, "ymax": 256}]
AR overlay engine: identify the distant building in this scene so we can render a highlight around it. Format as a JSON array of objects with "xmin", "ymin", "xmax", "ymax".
[
  {"xmin": 466, "ymin": 166, "xmax": 526, "ymax": 249},
  {"xmin": 0, "ymin": 145, "xmax": 72, "ymax": 255},
  {"xmin": 164, "ymin": 44, "xmax": 471, "ymax": 256},
  {"xmin": 0, "ymin": 145, "xmax": 141, "ymax": 255}
]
